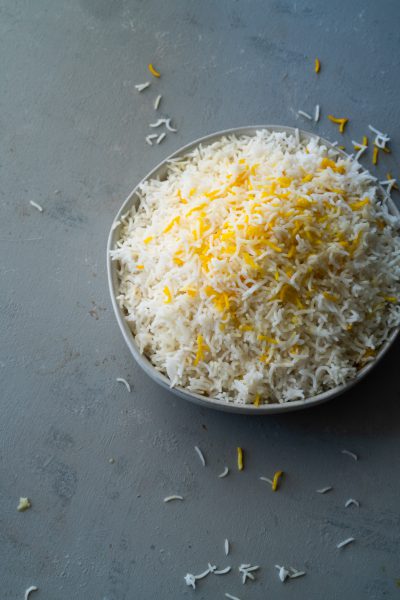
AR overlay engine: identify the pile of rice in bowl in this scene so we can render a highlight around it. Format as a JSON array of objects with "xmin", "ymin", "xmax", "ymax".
[{"xmin": 111, "ymin": 130, "xmax": 400, "ymax": 405}]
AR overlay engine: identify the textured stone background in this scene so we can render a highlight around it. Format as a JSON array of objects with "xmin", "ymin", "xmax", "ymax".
[{"xmin": 1, "ymin": 0, "xmax": 400, "ymax": 598}]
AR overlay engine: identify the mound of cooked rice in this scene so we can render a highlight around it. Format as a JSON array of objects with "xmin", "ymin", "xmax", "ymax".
[{"xmin": 111, "ymin": 130, "xmax": 400, "ymax": 404}]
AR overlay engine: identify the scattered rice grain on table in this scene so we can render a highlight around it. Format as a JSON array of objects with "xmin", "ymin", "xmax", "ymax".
[
  {"xmin": 298, "ymin": 110, "xmax": 312, "ymax": 121},
  {"xmin": 135, "ymin": 82, "xmax": 150, "ymax": 92},
  {"xmin": 149, "ymin": 118, "xmax": 177, "ymax": 132},
  {"xmin": 345, "ymin": 498, "xmax": 360, "ymax": 508},
  {"xmin": 116, "ymin": 377, "xmax": 131, "ymax": 392},
  {"xmin": 111, "ymin": 130, "xmax": 400, "ymax": 405},
  {"xmin": 224, "ymin": 538, "xmax": 230, "ymax": 555},
  {"xmin": 194, "ymin": 445, "xmax": 206, "ymax": 466},
  {"xmin": 24, "ymin": 587, "xmax": 38, "ymax": 600},
  {"xmin": 341, "ymin": 449, "xmax": 358, "ymax": 461},
  {"xmin": 163, "ymin": 495, "xmax": 184, "ymax": 502},
  {"xmin": 145, "ymin": 134, "xmax": 158, "ymax": 146},
  {"xmin": 260, "ymin": 476, "xmax": 273, "ymax": 485},
  {"xmin": 239, "ymin": 563, "xmax": 259, "ymax": 584},
  {"xmin": 214, "ymin": 565, "xmax": 231, "ymax": 575},
  {"xmin": 29, "ymin": 200, "xmax": 43, "ymax": 212},
  {"xmin": 154, "ymin": 94, "xmax": 162, "ymax": 110},
  {"xmin": 337, "ymin": 537, "xmax": 355, "ymax": 549}
]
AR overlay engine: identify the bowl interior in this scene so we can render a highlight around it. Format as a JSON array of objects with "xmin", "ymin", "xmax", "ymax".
[{"xmin": 107, "ymin": 125, "xmax": 400, "ymax": 414}]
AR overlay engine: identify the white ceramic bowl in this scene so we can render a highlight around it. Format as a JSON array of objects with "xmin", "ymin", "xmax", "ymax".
[{"xmin": 107, "ymin": 126, "xmax": 400, "ymax": 414}]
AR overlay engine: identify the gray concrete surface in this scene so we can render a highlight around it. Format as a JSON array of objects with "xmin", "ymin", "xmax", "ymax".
[{"xmin": 1, "ymin": 0, "xmax": 400, "ymax": 598}]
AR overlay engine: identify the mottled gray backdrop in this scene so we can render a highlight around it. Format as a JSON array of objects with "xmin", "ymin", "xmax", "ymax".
[{"xmin": 1, "ymin": 0, "xmax": 400, "ymax": 598}]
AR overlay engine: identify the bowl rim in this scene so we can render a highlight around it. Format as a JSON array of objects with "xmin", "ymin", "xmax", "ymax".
[{"xmin": 107, "ymin": 125, "xmax": 400, "ymax": 414}]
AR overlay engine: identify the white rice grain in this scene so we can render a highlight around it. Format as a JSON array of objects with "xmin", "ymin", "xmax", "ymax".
[
  {"xmin": 289, "ymin": 567, "xmax": 306, "ymax": 579},
  {"xmin": 298, "ymin": 110, "xmax": 313, "ymax": 121},
  {"xmin": 342, "ymin": 449, "xmax": 358, "ymax": 461},
  {"xmin": 380, "ymin": 178, "xmax": 397, "ymax": 195},
  {"xmin": 184, "ymin": 573, "xmax": 196, "ymax": 589},
  {"xmin": 337, "ymin": 537, "xmax": 355, "ymax": 549},
  {"xmin": 352, "ymin": 140, "xmax": 368, "ymax": 161},
  {"xmin": 218, "ymin": 467, "xmax": 229, "ymax": 478},
  {"xmin": 154, "ymin": 94, "xmax": 162, "ymax": 110},
  {"xmin": 145, "ymin": 134, "xmax": 158, "ymax": 146},
  {"xmin": 149, "ymin": 118, "xmax": 177, "ymax": 132},
  {"xmin": 196, "ymin": 567, "xmax": 211, "ymax": 579},
  {"xmin": 239, "ymin": 563, "xmax": 259, "ymax": 584},
  {"xmin": 275, "ymin": 565, "xmax": 289, "ymax": 582},
  {"xmin": 24, "ymin": 587, "xmax": 38, "ymax": 600},
  {"xmin": 368, "ymin": 124, "xmax": 390, "ymax": 149},
  {"xmin": 163, "ymin": 495, "xmax": 184, "ymax": 502},
  {"xmin": 275, "ymin": 565, "xmax": 305, "ymax": 581},
  {"xmin": 29, "ymin": 201, "xmax": 43, "ymax": 212},
  {"xmin": 194, "ymin": 445, "xmax": 206, "ymax": 466},
  {"xmin": 116, "ymin": 377, "xmax": 131, "ymax": 392},
  {"xmin": 135, "ymin": 82, "xmax": 150, "ymax": 92},
  {"xmin": 345, "ymin": 498, "xmax": 360, "ymax": 508},
  {"xmin": 260, "ymin": 476, "xmax": 273, "ymax": 485},
  {"xmin": 214, "ymin": 566, "xmax": 231, "ymax": 575}
]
